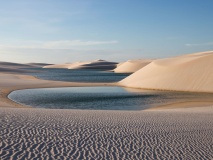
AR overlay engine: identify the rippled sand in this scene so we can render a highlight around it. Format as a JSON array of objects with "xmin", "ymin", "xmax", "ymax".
[{"xmin": 0, "ymin": 107, "xmax": 212, "ymax": 160}]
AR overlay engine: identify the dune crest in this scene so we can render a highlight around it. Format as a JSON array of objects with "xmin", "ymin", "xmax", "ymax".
[
  {"xmin": 44, "ymin": 60, "xmax": 118, "ymax": 70},
  {"xmin": 120, "ymin": 51, "xmax": 213, "ymax": 92},
  {"xmin": 113, "ymin": 59, "xmax": 152, "ymax": 73}
]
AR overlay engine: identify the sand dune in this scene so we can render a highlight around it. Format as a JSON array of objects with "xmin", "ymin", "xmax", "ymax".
[
  {"xmin": 113, "ymin": 59, "xmax": 152, "ymax": 73},
  {"xmin": 0, "ymin": 62, "xmax": 49, "ymax": 74},
  {"xmin": 0, "ymin": 61, "xmax": 48, "ymax": 69},
  {"xmin": 120, "ymin": 51, "xmax": 213, "ymax": 92},
  {"xmin": 69, "ymin": 59, "xmax": 117, "ymax": 70},
  {"xmin": 0, "ymin": 106, "xmax": 212, "ymax": 159},
  {"xmin": 43, "ymin": 60, "xmax": 118, "ymax": 70}
]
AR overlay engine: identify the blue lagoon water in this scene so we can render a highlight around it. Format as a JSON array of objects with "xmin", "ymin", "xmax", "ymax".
[
  {"xmin": 26, "ymin": 68, "xmax": 130, "ymax": 83},
  {"xmin": 8, "ymin": 87, "xmax": 213, "ymax": 110}
]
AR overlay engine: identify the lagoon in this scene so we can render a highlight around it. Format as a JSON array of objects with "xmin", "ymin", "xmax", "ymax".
[{"xmin": 8, "ymin": 86, "xmax": 213, "ymax": 110}]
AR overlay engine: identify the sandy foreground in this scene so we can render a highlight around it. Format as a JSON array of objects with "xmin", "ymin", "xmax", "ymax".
[
  {"xmin": 0, "ymin": 70, "xmax": 213, "ymax": 159},
  {"xmin": 0, "ymin": 107, "xmax": 212, "ymax": 159}
]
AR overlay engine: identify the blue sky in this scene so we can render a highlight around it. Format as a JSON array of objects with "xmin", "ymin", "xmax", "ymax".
[{"xmin": 0, "ymin": 0, "xmax": 213, "ymax": 63}]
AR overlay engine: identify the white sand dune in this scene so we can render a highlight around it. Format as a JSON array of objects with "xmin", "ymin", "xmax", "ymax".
[
  {"xmin": 120, "ymin": 51, "xmax": 213, "ymax": 92},
  {"xmin": 0, "ymin": 61, "xmax": 49, "ymax": 69},
  {"xmin": 0, "ymin": 62, "xmax": 49, "ymax": 74},
  {"xmin": 116, "ymin": 61, "xmax": 125, "ymax": 67},
  {"xmin": 69, "ymin": 59, "xmax": 117, "ymax": 70},
  {"xmin": 0, "ymin": 106, "xmax": 212, "ymax": 159},
  {"xmin": 43, "ymin": 60, "xmax": 118, "ymax": 70},
  {"xmin": 113, "ymin": 59, "xmax": 152, "ymax": 73}
]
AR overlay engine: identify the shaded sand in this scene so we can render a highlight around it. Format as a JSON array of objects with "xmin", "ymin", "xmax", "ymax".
[
  {"xmin": 0, "ymin": 62, "xmax": 49, "ymax": 74},
  {"xmin": 0, "ymin": 61, "xmax": 49, "ymax": 69},
  {"xmin": 120, "ymin": 51, "xmax": 213, "ymax": 92},
  {"xmin": 0, "ymin": 73, "xmax": 112, "ymax": 108},
  {"xmin": 69, "ymin": 59, "xmax": 117, "ymax": 70},
  {"xmin": 113, "ymin": 59, "xmax": 152, "ymax": 73},
  {"xmin": 43, "ymin": 60, "xmax": 118, "ymax": 70},
  {"xmin": 0, "ymin": 106, "xmax": 212, "ymax": 159}
]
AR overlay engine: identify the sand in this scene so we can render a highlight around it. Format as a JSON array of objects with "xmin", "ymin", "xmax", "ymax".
[
  {"xmin": 43, "ymin": 59, "xmax": 118, "ymax": 70},
  {"xmin": 0, "ymin": 62, "xmax": 49, "ymax": 73},
  {"xmin": 113, "ymin": 59, "xmax": 152, "ymax": 73},
  {"xmin": 120, "ymin": 51, "xmax": 213, "ymax": 92},
  {"xmin": 0, "ymin": 60, "xmax": 213, "ymax": 159},
  {"xmin": 0, "ymin": 107, "xmax": 212, "ymax": 159}
]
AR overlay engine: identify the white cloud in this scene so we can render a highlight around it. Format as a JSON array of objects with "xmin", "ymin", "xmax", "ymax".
[
  {"xmin": 0, "ymin": 40, "xmax": 118, "ymax": 50},
  {"xmin": 185, "ymin": 42, "xmax": 213, "ymax": 47},
  {"xmin": 43, "ymin": 40, "xmax": 118, "ymax": 49}
]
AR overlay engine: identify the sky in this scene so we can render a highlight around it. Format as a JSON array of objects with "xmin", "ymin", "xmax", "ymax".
[{"xmin": 0, "ymin": 0, "xmax": 213, "ymax": 63}]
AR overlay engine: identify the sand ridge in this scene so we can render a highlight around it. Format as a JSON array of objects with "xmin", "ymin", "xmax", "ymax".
[
  {"xmin": 0, "ymin": 106, "xmax": 212, "ymax": 159},
  {"xmin": 113, "ymin": 59, "xmax": 152, "ymax": 73}
]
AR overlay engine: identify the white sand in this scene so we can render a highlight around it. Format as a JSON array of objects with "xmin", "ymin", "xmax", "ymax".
[
  {"xmin": 0, "ymin": 106, "xmax": 212, "ymax": 159},
  {"xmin": 113, "ymin": 59, "xmax": 152, "ymax": 73},
  {"xmin": 0, "ymin": 62, "xmax": 49, "ymax": 73},
  {"xmin": 120, "ymin": 51, "xmax": 213, "ymax": 92}
]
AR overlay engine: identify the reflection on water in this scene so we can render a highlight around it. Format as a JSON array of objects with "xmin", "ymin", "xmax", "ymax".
[
  {"xmin": 26, "ymin": 68, "xmax": 130, "ymax": 82},
  {"xmin": 8, "ymin": 87, "xmax": 213, "ymax": 110}
]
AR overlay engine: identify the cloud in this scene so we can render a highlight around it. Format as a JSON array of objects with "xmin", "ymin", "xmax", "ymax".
[
  {"xmin": 185, "ymin": 42, "xmax": 213, "ymax": 47},
  {"xmin": 43, "ymin": 40, "xmax": 118, "ymax": 49},
  {"xmin": 0, "ymin": 40, "xmax": 118, "ymax": 50}
]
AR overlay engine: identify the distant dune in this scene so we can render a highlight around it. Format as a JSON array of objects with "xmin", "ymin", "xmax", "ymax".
[
  {"xmin": 0, "ymin": 62, "xmax": 49, "ymax": 73},
  {"xmin": 120, "ymin": 51, "xmax": 213, "ymax": 92},
  {"xmin": 113, "ymin": 59, "xmax": 152, "ymax": 73},
  {"xmin": 44, "ymin": 60, "xmax": 118, "ymax": 70},
  {"xmin": 43, "ymin": 63, "xmax": 73, "ymax": 69},
  {"xmin": 69, "ymin": 59, "xmax": 117, "ymax": 70}
]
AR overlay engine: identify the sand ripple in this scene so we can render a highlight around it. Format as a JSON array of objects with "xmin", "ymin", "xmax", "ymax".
[{"xmin": 0, "ymin": 107, "xmax": 212, "ymax": 160}]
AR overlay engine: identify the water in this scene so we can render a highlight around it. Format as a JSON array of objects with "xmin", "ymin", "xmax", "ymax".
[
  {"xmin": 8, "ymin": 87, "xmax": 213, "ymax": 110},
  {"xmin": 26, "ymin": 68, "xmax": 130, "ymax": 83}
]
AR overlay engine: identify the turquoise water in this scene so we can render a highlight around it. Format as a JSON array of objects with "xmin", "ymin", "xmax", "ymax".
[
  {"xmin": 8, "ymin": 87, "xmax": 213, "ymax": 110},
  {"xmin": 26, "ymin": 68, "xmax": 130, "ymax": 83}
]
